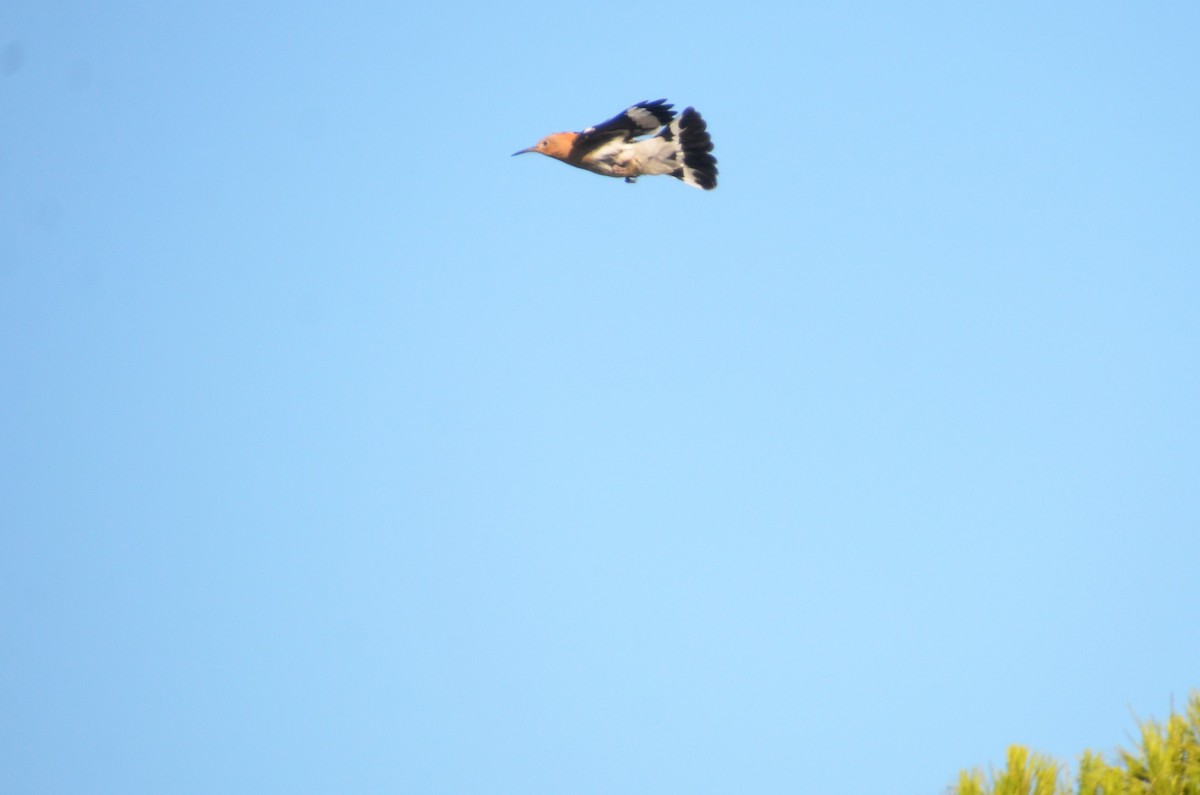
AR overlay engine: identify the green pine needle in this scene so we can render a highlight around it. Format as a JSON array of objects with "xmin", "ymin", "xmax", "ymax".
[{"xmin": 956, "ymin": 691, "xmax": 1200, "ymax": 795}]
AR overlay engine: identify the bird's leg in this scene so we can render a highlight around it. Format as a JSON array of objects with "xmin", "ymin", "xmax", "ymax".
[
  {"xmin": 624, "ymin": 176, "xmax": 638, "ymax": 184},
  {"xmin": 608, "ymin": 157, "xmax": 638, "ymax": 181}
]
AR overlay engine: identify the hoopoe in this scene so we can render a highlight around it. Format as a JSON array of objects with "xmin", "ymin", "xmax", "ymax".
[{"xmin": 513, "ymin": 99, "xmax": 718, "ymax": 190}]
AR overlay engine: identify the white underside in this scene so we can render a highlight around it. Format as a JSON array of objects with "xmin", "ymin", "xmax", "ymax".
[{"xmin": 582, "ymin": 136, "xmax": 683, "ymax": 178}]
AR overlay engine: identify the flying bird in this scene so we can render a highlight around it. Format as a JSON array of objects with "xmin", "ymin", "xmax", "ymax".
[{"xmin": 513, "ymin": 99, "xmax": 718, "ymax": 190}]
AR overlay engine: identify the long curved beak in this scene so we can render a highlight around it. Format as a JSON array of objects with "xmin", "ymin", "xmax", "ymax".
[{"xmin": 512, "ymin": 146, "xmax": 536, "ymax": 156}]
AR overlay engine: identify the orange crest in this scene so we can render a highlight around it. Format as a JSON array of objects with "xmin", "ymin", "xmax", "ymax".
[{"xmin": 531, "ymin": 132, "xmax": 576, "ymax": 160}]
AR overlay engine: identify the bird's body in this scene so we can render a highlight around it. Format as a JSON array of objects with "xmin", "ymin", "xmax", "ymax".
[{"xmin": 514, "ymin": 100, "xmax": 718, "ymax": 190}]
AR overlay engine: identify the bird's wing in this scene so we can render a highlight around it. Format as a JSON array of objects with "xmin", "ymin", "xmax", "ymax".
[{"xmin": 579, "ymin": 99, "xmax": 676, "ymax": 143}]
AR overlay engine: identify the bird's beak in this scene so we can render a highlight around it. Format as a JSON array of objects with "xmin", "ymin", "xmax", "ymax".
[{"xmin": 512, "ymin": 146, "xmax": 536, "ymax": 156}]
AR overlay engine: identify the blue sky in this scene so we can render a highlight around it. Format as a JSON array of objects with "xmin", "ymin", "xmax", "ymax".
[{"xmin": 2, "ymin": 2, "xmax": 1198, "ymax": 793}]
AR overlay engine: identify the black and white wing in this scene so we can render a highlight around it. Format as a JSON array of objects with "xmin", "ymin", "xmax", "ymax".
[{"xmin": 579, "ymin": 99, "xmax": 675, "ymax": 143}]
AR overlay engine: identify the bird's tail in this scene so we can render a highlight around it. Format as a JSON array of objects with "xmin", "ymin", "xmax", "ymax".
[{"xmin": 663, "ymin": 107, "xmax": 718, "ymax": 190}]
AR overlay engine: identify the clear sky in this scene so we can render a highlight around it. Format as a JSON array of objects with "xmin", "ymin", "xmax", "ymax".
[{"xmin": 2, "ymin": 2, "xmax": 1198, "ymax": 793}]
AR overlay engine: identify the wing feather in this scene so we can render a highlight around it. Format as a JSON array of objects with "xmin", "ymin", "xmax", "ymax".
[{"xmin": 576, "ymin": 99, "xmax": 675, "ymax": 148}]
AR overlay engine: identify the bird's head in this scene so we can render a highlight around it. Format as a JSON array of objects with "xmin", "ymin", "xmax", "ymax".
[{"xmin": 512, "ymin": 132, "xmax": 575, "ymax": 160}]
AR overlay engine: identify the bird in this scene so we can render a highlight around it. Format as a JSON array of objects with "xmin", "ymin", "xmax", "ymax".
[{"xmin": 513, "ymin": 99, "xmax": 718, "ymax": 190}]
